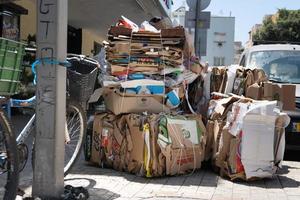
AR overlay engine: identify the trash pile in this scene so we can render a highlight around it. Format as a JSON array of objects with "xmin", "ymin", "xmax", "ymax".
[
  {"xmin": 97, "ymin": 16, "xmax": 202, "ymax": 115},
  {"xmin": 85, "ymin": 113, "xmax": 206, "ymax": 177},
  {"xmin": 206, "ymin": 95, "xmax": 290, "ymax": 180},
  {"xmin": 86, "ymin": 16, "xmax": 294, "ymax": 180}
]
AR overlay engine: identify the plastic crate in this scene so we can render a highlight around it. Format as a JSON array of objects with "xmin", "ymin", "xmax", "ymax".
[
  {"xmin": 67, "ymin": 58, "xmax": 99, "ymax": 106},
  {"xmin": 0, "ymin": 38, "xmax": 25, "ymax": 95}
]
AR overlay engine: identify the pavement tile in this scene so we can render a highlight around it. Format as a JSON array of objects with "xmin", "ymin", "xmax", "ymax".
[
  {"xmin": 15, "ymin": 144, "xmax": 300, "ymax": 200},
  {"xmin": 288, "ymin": 196, "xmax": 300, "ymax": 200}
]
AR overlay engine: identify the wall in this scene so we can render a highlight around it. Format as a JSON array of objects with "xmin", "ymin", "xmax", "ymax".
[
  {"xmin": 81, "ymin": 29, "xmax": 104, "ymax": 57},
  {"xmin": 201, "ymin": 16, "xmax": 235, "ymax": 66},
  {"xmin": 16, "ymin": 0, "xmax": 36, "ymax": 41},
  {"xmin": 16, "ymin": 0, "xmax": 104, "ymax": 56}
]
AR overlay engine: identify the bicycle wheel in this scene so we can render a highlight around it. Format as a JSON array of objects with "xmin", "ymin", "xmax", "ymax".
[
  {"xmin": 0, "ymin": 109, "xmax": 19, "ymax": 200},
  {"xmin": 64, "ymin": 101, "xmax": 86, "ymax": 176}
]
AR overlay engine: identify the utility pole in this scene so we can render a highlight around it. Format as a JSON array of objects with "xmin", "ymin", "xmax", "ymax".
[
  {"xmin": 32, "ymin": 0, "xmax": 67, "ymax": 198},
  {"xmin": 194, "ymin": 0, "xmax": 200, "ymax": 56}
]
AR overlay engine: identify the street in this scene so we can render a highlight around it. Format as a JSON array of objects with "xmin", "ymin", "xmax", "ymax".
[{"xmin": 13, "ymin": 114, "xmax": 300, "ymax": 200}]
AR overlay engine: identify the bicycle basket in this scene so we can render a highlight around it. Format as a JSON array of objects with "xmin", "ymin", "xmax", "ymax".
[
  {"xmin": 67, "ymin": 56, "xmax": 99, "ymax": 104},
  {"xmin": 0, "ymin": 38, "xmax": 26, "ymax": 95}
]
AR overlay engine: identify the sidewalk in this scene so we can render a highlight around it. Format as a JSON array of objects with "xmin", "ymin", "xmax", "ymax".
[
  {"xmin": 61, "ymin": 159, "xmax": 300, "ymax": 200},
  {"xmin": 13, "ymin": 115, "xmax": 300, "ymax": 200}
]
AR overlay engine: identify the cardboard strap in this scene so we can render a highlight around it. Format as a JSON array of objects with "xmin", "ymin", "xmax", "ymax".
[
  {"xmin": 159, "ymin": 32, "xmax": 167, "ymax": 114},
  {"xmin": 120, "ymin": 30, "xmax": 134, "ymax": 111}
]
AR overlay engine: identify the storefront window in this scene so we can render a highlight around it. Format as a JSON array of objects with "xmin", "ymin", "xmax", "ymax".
[{"xmin": 2, "ymin": 13, "xmax": 19, "ymax": 40}]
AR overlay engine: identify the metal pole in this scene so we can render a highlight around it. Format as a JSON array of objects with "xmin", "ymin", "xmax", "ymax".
[
  {"xmin": 32, "ymin": 0, "xmax": 67, "ymax": 198},
  {"xmin": 194, "ymin": 0, "xmax": 200, "ymax": 56}
]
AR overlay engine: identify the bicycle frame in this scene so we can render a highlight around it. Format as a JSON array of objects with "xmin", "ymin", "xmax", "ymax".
[
  {"xmin": 9, "ymin": 96, "xmax": 70, "ymax": 145},
  {"xmin": 4, "ymin": 96, "xmax": 36, "ymax": 145}
]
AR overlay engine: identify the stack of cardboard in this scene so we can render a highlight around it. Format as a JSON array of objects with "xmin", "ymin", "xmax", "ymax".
[
  {"xmin": 94, "ymin": 17, "xmax": 202, "ymax": 116},
  {"xmin": 85, "ymin": 113, "xmax": 207, "ymax": 177},
  {"xmin": 107, "ymin": 27, "xmax": 185, "ymax": 76},
  {"xmin": 206, "ymin": 96, "xmax": 290, "ymax": 180},
  {"xmin": 204, "ymin": 66, "xmax": 296, "ymax": 111},
  {"xmin": 86, "ymin": 16, "xmax": 294, "ymax": 181}
]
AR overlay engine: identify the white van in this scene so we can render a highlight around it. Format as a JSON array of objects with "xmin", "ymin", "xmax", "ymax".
[{"xmin": 239, "ymin": 43, "xmax": 300, "ymax": 151}]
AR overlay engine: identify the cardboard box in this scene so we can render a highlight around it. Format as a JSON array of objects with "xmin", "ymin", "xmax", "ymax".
[
  {"xmin": 263, "ymin": 82, "xmax": 296, "ymax": 110},
  {"xmin": 103, "ymin": 90, "xmax": 169, "ymax": 115},
  {"xmin": 246, "ymin": 83, "xmax": 263, "ymax": 100}
]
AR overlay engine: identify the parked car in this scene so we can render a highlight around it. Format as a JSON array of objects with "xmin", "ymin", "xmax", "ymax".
[{"xmin": 239, "ymin": 43, "xmax": 300, "ymax": 151}]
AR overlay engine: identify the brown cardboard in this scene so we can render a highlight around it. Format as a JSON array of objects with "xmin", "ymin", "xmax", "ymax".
[
  {"xmin": 263, "ymin": 82, "xmax": 296, "ymax": 110},
  {"xmin": 212, "ymin": 120, "xmax": 226, "ymax": 159},
  {"xmin": 215, "ymin": 128, "xmax": 233, "ymax": 168},
  {"xmin": 165, "ymin": 115, "xmax": 206, "ymax": 149},
  {"xmin": 114, "ymin": 42, "xmax": 130, "ymax": 54},
  {"xmin": 246, "ymin": 83, "xmax": 263, "ymax": 100},
  {"xmin": 190, "ymin": 62, "xmax": 202, "ymax": 75},
  {"xmin": 204, "ymin": 120, "xmax": 214, "ymax": 161},
  {"xmin": 103, "ymin": 90, "xmax": 170, "ymax": 115},
  {"xmin": 125, "ymin": 115, "xmax": 145, "ymax": 163},
  {"xmin": 165, "ymin": 145, "xmax": 203, "ymax": 176},
  {"xmin": 228, "ymin": 138, "xmax": 238, "ymax": 175},
  {"xmin": 91, "ymin": 113, "xmax": 115, "ymax": 166},
  {"xmin": 281, "ymin": 84, "xmax": 296, "ymax": 110},
  {"xmin": 149, "ymin": 115, "xmax": 165, "ymax": 176}
]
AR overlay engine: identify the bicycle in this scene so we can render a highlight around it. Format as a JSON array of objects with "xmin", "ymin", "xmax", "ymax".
[{"xmin": 0, "ymin": 52, "xmax": 99, "ymax": 199}]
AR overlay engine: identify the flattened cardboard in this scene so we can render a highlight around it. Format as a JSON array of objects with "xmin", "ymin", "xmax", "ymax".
[
  {"xmin": 246, "ymin": 83, "xmax": 263, "ymax": 100},
  {"xmin": 263, "ymin": 82, "xmax": 296, "ymax": 110},
  {"xmin": 228, "ymin": 138, "xmax": 238, "ymax": 174},
  {"xmin": 216, "ymin": 128, "xmax": 233, "ymax": 168},
  {"xmin": 204, "ymin": 120, "xmax": 214, "ymax": 161},
  {"xmin": 125, "ymin": 115, "xmax": 145, "ymax": 164},
  {"xmin": 91, "ymin": 114, "xmax": 115, "ymax": 166}
]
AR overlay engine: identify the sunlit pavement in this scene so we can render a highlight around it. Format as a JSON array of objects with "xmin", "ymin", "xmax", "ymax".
[{"xmin": 13, "ymin": 114, "xmax": 300, "ymax": 200}]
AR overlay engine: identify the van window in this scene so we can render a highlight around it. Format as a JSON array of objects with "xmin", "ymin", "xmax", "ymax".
[{"xmin": 240, "ymin": 55, "xmax": 246, "ymax": 67}]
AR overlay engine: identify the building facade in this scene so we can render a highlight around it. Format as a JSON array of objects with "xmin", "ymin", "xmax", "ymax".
[
  {"xmin": 171, "ymin": 6, "xmax": 186, "ymax": 26},
  {"xmin": 15, "ymin": 0, "xmax": 172, "ymax": 57},
  {"xmin": 201, "ymin": 16, "xmax": 235, "ymax": 66},
  {"xmin": 171, "ymin": 7, "xmax": 235, "ymax": 66}
]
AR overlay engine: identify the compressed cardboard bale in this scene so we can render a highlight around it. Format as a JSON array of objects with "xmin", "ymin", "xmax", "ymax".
[
  {"xmin": 91, "ymin": 113, "xmax": 116, "ymax": 166},
  {"xmin": 157, "ymin": 115, "xmax": 207, "ymax": 176}
]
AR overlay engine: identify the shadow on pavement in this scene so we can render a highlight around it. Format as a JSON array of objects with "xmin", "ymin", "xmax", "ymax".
[{"xmin": 64, "ymin": 177, "xmax": 120, "ymax": 199}]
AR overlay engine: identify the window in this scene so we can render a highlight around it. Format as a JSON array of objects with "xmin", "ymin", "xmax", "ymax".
[
  {"xmin": 240, "ymin": 55, "xmax": 246, "ymax": 67},
  {"xmin": 214, "ymin": 57, "xmax": 225, "ymax": 66}
]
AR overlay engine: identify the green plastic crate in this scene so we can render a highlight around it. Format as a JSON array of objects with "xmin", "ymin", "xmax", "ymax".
[{"xmin": 0, "ymin": 38, "xmax": 26, "ymax": 96}]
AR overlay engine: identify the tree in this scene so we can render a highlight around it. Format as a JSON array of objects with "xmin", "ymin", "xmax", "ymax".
[{"xmin": 253, "ymin": 9, "xmax": 300, "ymax": 42}]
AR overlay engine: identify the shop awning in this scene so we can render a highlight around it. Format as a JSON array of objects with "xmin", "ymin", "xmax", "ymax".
[{"xmin": 68, "ymin": 0, "xmax": 172, "ymax": 37}]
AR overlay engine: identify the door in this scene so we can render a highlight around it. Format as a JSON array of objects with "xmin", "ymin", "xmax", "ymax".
[{"xmin": 67, "ymin": 25, "xmax": 82, "ymax": 54}]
